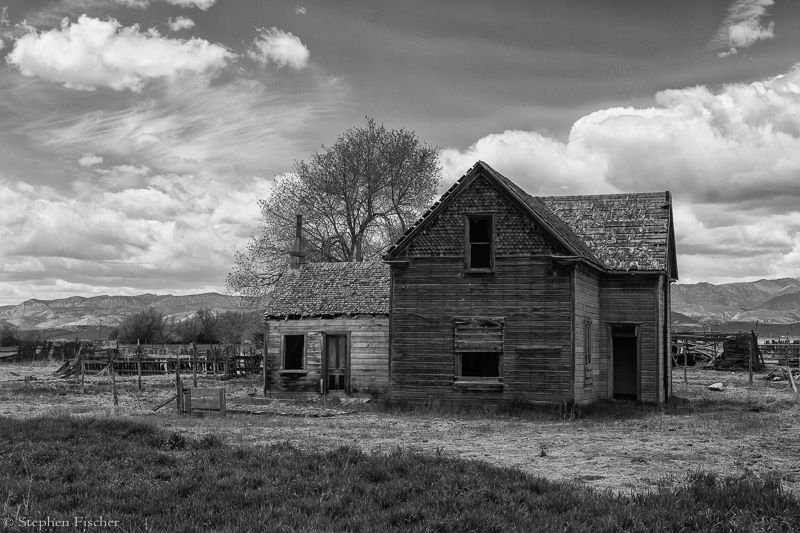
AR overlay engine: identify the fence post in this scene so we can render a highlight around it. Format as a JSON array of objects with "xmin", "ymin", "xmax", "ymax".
[
  {"xmin": 111, "ymin": 360, "xmax": 119, "ymax": 408},
  {"xmin": 192, "ymin": 342, "xmax": 198, "ymax": 388},
  {"xmin": 176, "ymin": 365, "xmax": 183, "ymax": 414},
  {"xmin": 213, "ymin": 346, "xmax": 218, "ymax": 380},
  {"xmin": 137, "ymin": 343, "xmax": 143, "ymax": 392}
]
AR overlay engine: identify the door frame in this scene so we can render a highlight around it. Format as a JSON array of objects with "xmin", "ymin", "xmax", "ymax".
[
  {"xmin": 607, "ymin": 323, "xmax": 641, "ymax": 401},
  {"xmin": 321, "ymin": 331, "xmax": 351, "ymax": 395}
]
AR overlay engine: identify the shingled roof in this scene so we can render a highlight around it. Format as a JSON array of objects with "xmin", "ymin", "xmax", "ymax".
[
  {"xmin": 542, "ymin": 193, "xmax": 676, "ymax": 275},
  {"xmin": 263, "ymin": 261, "xmax": 390, "ymax": 319},
  {"xmin": 385, "ymin": 161, "xmax": 677, "ymax": 278}
]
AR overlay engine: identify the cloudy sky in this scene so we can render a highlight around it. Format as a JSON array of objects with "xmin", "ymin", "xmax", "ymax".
[{"xmin": 1, "ymin": 0, "xmax": 799, "ymax": 305}]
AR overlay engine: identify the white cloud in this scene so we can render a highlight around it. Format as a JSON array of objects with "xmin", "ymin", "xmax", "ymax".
[
  {"xmin": 440, "ymin": 63, "xmax": 800, "ymax": 284},
  {"xmin": 168, "ymin": 16, "xmax": 195, "ymax": 31},
  {"xmin": 7, "ymin": 15, "xmax": 233, "ymax": 91},
  {"xmin": 164, "ymin": 0, "xmax": 216, "ymax": 9},
  {"xmin": 247, "ymin": 27, "xmax": 309, "ymax": 69},
  {"xmin": 41, "ymin": 74, "xmax": 348, "ymax": 177},
  {"xmin": 78, "ymin": 153, "xmax": 103, "ymax": 167},
  {"xmin": 295, "ymin": 7, "xmax": 307, "ymax": 15},
  {"xmin": 0, "ymin": 172, "xmax": 272, "ymax": 304},
  {"xmin": 114, "ymin": 0, "xmax": 215, "ymax": 8},
  {"xmin": 711, "ymin": 0, "xmax": 775, "ymax": 57},
  {"xmin": 114, "ymin": 0, "xmax": 149, "ymax": 7}
]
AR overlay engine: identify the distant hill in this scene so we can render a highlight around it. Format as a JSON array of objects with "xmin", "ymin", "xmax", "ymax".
[
  {"xmin": 672, "ymin": 278, "xmax": 800, "ymax": 326},
  {"xmin": 0, "ymin": 293, "xmax": 255, "ymax": 331}
]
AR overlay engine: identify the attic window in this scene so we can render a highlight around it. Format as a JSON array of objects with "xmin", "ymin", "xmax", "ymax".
[{"xmin": 466, "ymin": 215, "xmax": 494, "ymax": 272}]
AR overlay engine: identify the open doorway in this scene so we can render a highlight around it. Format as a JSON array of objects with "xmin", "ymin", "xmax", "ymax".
[{"xmin": 611, "ymin": 325, "xmax": 639, "ymax": 400}]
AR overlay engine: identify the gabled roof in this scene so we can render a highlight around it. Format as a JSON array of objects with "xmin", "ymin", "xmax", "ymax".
[
  {"xmin": 263, "ymin": 261, "xmax": 390, "ymax": 319},
  {"xmin": 384, "ymin": 161, "xmax": 677, "ymax": 278},
  {"xmin": 384, "ymin": 161, "xmax": 602, "ymax": 268}
]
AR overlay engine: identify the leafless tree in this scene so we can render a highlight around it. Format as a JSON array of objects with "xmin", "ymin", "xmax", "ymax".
[{"xmin": 227, "ymin": 118, "xmax": 441, "ymax": 297}]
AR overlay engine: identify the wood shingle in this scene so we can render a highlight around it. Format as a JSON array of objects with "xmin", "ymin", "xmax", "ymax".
[{"xmin": 263, "ymin": 261, "xmax": 389, "ymax": 318}]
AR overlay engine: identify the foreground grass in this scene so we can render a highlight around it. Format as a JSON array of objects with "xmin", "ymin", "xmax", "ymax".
[{"xmin": 1, "ymin": 417, "xmax": 799, "ymax": 532}]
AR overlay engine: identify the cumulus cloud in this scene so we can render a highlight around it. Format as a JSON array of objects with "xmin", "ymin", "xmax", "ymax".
[
  {"xmin": 78, "ymin": 153, "xmax": 103, "ymax": 167},
  {"xmin": 0, "ymin": 172, "xmax": 272, "ymax": 303},
  {"xmin": 247, "ymin": 27, "xmax": 309, "ymax": 69},
  {"xmin": 168, "ymin": 16, "xmax": 195, "ymax": 31},
  {"xmin": 440, "ymin": 63, "xmax": 800, "ymax": 284},
  {"xmin": 711, "ymin": 0, "xmax": 775, "ymax": 57},
  {"xmin": 115, "ymin": 0, "xmax": 215, "ymax": 8},
  {"xmin": 7, "ymin": 15, "xmax": 233, "ymax": 91},
  {"xmin": 295, "ymin": 7, "xmax": 307, "ymax": 15}
]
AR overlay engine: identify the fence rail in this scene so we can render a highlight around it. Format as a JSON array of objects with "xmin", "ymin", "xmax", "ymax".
[{"xmin": 79, "ymin": 354, "xmax": 262, "ymax": 376}]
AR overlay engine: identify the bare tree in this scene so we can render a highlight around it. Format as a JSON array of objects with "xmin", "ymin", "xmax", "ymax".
[
  {"xmin": 117, "ymin": 307, "xmax": 165, "ymax": 344},
  {"xmin": 216, "ymin": 310, "xmax": 260, "ymax": 345},
  {"xmin": 227, "ymin": 118, "xmax": 441, "ymax": 297}
]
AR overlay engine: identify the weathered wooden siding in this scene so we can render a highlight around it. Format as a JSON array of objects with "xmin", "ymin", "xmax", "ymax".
[
  {"xmin": 264, "ymin": 317, "xmax": 389, "ymax": 397},
  {"xmin": 599, "ymin": 274, "xmax": 660, "ymax": 403},
  {"xmin": 391, "ymin": 257, "xmax": 574, "ymax": 404},
  {"xmin": 573, "ymin": 266, "xmax": 601, "ymax": 404}
]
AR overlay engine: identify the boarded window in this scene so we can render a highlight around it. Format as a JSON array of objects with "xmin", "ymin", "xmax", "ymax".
[
  {"xmin": 454, "ymin": 317, "xmax": 504, "ymax": 352},
  {"xmin": 283, "ymin": 335, "xmax": 304, "ymax": 370},
  {"xmin": 466, "ymin": 215, "xmax": 493, "ymax": 270},
  {"xmin": 455, "ymin": 317, "xmax": 504, "ymax": 380}
]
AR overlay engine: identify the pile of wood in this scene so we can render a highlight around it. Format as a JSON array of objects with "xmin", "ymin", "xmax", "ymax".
[
  {"xmin": 715, "ymin": 332, "xmax": 763, "ymax": 371},
  {"xmin": 672, "ymin": 331, "xmax": 763, "ymax": 371}
]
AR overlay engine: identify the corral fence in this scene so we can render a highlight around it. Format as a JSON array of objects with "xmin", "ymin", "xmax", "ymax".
[
  {"xmin": 0, "ymin": 340, "xmax": 82, "ymax": 363},
  {"xmin": 54, "ymin": 342, "xmax": 264, "ymax": 378}
]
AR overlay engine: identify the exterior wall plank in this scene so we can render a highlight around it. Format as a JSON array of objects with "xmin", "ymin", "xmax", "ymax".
[{"xmin": 264, "ymin": 316, "xmax": 389, "ymax": 397}]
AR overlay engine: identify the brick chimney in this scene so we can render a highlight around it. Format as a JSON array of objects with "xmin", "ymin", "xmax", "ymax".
[{"xmin": 289, "ymin": 214, "xmax": 306, "ymax": 269}]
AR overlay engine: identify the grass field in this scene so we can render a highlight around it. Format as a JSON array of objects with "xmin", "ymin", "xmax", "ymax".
[
  {"xmin": 1, "ymin": 361, "xmax": 799, "ymax": 531},
  {"xmin": 1, "ymin": 416, "xmax": 799, "ymax": 532}
]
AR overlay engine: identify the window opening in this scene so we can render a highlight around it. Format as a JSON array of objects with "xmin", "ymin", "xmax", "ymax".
[
  {"xmin": 467, "ymin": 216, "xmax": 493, "ymax": 270},
  {"xmin": 283, "ymin": 335, "xmax": 304, "ymax": 370}
]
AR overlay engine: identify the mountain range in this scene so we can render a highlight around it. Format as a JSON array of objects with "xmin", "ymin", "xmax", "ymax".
[
  {"xmin": 4, "ymin": 277, "xmax": 800, "ymax": 335},
  {"xmin": 671, "ymin": 278, "xmax": 800, "ymax": 328},
  {"xmin": 0, "ymin": 293, "xmax": 252, "ymax": 331}
]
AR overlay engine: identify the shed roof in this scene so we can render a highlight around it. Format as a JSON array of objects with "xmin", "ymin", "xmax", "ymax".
[
  {"xmin": 263, "ymin": 261, "xmax": 390, "ymax": 319},
  {"xmin": 385, "ymin": 161, "xmax": 677, "ymax": 278}
]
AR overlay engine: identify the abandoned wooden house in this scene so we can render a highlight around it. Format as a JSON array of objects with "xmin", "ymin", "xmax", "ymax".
[
  {"xmin": 262, "ymin": 260, "xmax": 391, "ymax": 398},
  {"xmin": 383, "ymin": 160, "xmax": 678, "ymax": 404}
]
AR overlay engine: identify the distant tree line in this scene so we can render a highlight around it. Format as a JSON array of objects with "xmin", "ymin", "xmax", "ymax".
[
  {"xmin": 0, "ymin": 323, "xmax": 49, "ymax": 346},
  {"xmin": 110, "ymin": 307, "xmax": 263, "ymax": 345}
]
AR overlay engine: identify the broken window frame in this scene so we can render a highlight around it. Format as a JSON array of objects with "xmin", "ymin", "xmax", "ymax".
[
  {"xmin": 453, "ymin": 316, "xmax": 504, "ymax": 387},
  {"xmin": 465, "ymin": 214, "xmax": 495, "ymax": 273}
]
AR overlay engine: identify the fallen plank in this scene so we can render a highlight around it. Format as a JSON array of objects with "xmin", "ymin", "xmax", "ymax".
[{"xmin": 153, "ymin": 394, "xmax": 178, "ymax": 412}]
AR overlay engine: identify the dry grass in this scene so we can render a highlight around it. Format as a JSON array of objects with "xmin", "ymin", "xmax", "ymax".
[{"xmin": 1, "ymin": 361, "xmax": 799, "ymax": 496}]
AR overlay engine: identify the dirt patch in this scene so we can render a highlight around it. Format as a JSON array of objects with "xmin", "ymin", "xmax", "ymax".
[{"xmin": 1, "ymin": 361, "xmax": 799, "ymax": 494}]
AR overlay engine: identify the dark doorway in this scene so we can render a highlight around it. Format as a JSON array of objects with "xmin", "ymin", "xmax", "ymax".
[
  {"xmin": 324, "ymin": 335, "xmax": 348, "ymax": 394},
  {"xmin": 612, "ymin": 326, "xmax": 638, "ymax": 400}
]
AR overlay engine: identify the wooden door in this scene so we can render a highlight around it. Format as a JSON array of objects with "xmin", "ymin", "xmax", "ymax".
[
  {"xmin": 612, "ymin": 326, "xmax": 638, "ymax": 400},
  {"xmin": 324, "ymin": 335, "xmax": 348, "ymax": 394}
]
